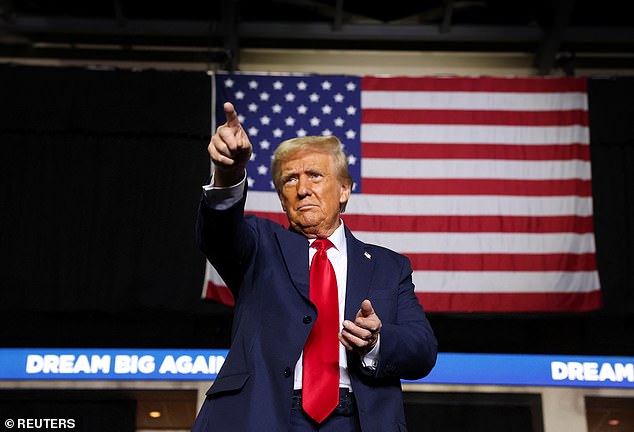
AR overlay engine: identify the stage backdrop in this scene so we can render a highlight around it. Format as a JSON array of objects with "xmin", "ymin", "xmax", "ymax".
[{"xmin": 0, "ymin": 65, "xmax": 632, "ymax": 353}]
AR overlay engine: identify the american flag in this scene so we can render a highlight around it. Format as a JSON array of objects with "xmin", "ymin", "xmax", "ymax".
[{"xmin": 202, "ymin": 72, "xmax": 601, "ymax": 312}]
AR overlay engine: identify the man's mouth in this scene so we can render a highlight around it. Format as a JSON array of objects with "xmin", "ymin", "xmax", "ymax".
[{"xmin": 297, "ymin": 203, "xmax": 317, "ymax": 211}]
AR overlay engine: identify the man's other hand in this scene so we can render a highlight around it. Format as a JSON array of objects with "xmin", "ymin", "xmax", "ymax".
[{"xmin": 339, "ymin": 300, "xmax": 382, "ymax": 355}]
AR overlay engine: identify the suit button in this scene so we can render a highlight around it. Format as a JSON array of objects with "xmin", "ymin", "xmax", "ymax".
[
  {"xmin": 284, "ymin": 367, "xmax": 292, "ymax": 378},
  {"xmin": 303, "ymin": 315, "xmax": 312, "ymax": 324}
]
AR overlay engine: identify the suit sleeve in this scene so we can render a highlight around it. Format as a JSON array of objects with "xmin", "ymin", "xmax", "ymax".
[
  {"xmin": 196, "ymin": 182, "xmax": 256, "ymax": 297},
  {"xmin": 372, "ymin": 256, "xmax": 438, "ymax": 381}
]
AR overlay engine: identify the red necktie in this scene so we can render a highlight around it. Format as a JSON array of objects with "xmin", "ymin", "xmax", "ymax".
[{"xmin": 302, "ymin": 238, "xmax": 339, "ymax": 423}]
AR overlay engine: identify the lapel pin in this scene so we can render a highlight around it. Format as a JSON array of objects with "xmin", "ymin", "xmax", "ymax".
[{"xmin": 364, "ymin": 251, "xmax": 372, "ymax": 260}]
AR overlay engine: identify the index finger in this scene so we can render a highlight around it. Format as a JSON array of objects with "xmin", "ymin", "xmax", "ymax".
[{"xmin": 224, "ymin": 102, "xmax": 240, "ymax": 127}]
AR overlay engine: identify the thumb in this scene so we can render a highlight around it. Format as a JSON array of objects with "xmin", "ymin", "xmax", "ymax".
[{"xmin": 359, "ymin": 299, "xmax": 374, "ymax": 317}]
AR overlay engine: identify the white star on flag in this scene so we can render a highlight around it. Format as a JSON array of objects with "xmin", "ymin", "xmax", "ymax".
[{"xmin": 259, "ymin": 140, "xmax": 270, "ymax": 149}]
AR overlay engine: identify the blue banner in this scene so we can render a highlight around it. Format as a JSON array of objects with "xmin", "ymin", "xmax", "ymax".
[
  {"xmin": 0, "ymin": 348, "xmax": 227, "ymax": 381},
  {"xmin": 407, "ymin": 352, "xmax": 634, "ymax": 389},
  {"xmin": 0, "ymin": 349, "xmax": 632, "ymax": 388}
]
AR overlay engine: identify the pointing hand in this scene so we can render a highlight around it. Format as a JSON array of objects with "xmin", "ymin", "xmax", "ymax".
[{"xmin": 208, "ymin": 102, "xmax": 253, "ymax": 186}]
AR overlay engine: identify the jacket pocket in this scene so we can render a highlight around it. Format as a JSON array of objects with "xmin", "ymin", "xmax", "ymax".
[{"xmin": 206, "ymin": 373, "xmax": 250, "ymax": 397}]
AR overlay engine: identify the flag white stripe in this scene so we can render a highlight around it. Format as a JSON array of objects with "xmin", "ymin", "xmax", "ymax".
[
  {"xmin": 204, "ymin": 262, "xmax": 225, "ymax": 285},
  {"xmin": 412, "ymin": 270, "xmax": 600, "ymax": 293},
  {"xmin": 361, "ymin": 159, "xmax": 591, "ymax": 180},
  {"xmin": 353, "ymin": 232, "xmax": 596, "ymax": 254},
  {"xmin": 361, "ymin": 91, "xmax": 588, "ymax": 111},
  {"xmin": 202, "ymin": 261, "xmax": 227, "ymax": 298},
  {"xmin": 246, "ymin": 191, "xmax": 594, "ymax": 217},
  {"xmin": 361, "ymin": 124, "xmax": 589, "ymax": 145}
]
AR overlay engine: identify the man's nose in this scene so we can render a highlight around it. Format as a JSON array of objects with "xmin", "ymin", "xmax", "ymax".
[{"xmin": 297, "ymin": 175, "xmax": 312, "ymax": 196}]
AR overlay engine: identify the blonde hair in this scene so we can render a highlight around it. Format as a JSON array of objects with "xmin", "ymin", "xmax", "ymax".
[
  {"xmin": 271, "ymin": 135, "xmax": 353, "ymax": 211},
  {"xmin": 271, "ymin": 136, "xmax": 352, "ymax": 190}
]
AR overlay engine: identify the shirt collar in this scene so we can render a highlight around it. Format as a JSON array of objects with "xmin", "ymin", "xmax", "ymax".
[{"xmin": 308, "ymin": 220, "xmax": 346, "ymax": 255}]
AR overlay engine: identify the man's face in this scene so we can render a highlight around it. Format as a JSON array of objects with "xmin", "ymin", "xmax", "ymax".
[{"xmin": 278, "ymin": 150, "xmax": 351, "ymax": 238}]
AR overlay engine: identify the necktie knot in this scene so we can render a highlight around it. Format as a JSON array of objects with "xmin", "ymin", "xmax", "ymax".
[{"xmin": 312, "ymin": 238, "xmax": 334, "ymax": 251}]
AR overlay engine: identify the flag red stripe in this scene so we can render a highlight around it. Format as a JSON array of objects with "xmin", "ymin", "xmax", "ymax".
[
  {"xmin": 362, "ymin": 76, "xmax": 587, "ymax": 93},
  {"xmin": 362, "ymin": 109, "xmax": 588, "ymax": 126},
  {"xmin": 362, "ymin": 142, "xmax": 590, "ymax": 161},
  {"xmin": 418, "ymin": 290, "xmax": 601, "ymax": 312},
  {"xmin": 204, "ymin": 281, "xmax": 235, "ymax": 306},
  {"xmin": 406, "ymin": 253, "xmax": 597, "ymax": 271},
  {"xmin": 362, "ymin": 178, "xmax": 592, "ymax": 197},
  {"xmin": 251, "ymin": 212, "xmax": 595, "ymax": 234}
]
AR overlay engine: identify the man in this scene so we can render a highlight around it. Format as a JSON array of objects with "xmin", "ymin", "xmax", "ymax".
[{"xmin": 193, "ymin": 102, "xmax": 437, "ymax": 432}]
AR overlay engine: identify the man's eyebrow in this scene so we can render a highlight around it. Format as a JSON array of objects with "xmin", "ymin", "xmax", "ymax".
[
  {"xmin": 305, "ymin": 166, "xmax": 325, "ymax": 173},
  {"xmin": 280, "ymin": 171, "xmax": 297, "ymax": 181}
]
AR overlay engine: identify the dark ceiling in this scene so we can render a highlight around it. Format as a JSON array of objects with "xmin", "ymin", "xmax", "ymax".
[{"xmin": 1, "ymin": 0, "xmax": 634, "ymax": 74}]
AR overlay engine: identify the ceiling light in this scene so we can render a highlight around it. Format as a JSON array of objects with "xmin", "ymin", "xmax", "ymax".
[
  {"xmin": 608, "ymin": 419, "xmax": 620, "ymax": 426},
  {"xmin": 148, "ymin": 411, "xmax": 161, "ymax": 419}
]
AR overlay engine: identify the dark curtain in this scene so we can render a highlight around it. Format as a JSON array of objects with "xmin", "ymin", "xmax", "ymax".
[
  {"xmin": 587, "ymin": 77, "xmax": 634, "ymax": 315},
  {"xmin": 0, "ymin": 64, "xmax": 214, "ymax": 312},
  {"xmin": 1, "ymin": 132, "xmax": 208, "ymax": 312},
  {"xmin": 0, "ymin": 64, "xmax": 235, "ymax": 348}
]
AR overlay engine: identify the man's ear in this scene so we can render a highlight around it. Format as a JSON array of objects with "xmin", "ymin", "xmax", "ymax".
[{"xmin": 339, "ymin": 182, "xmax": 352, "ymax": 207}]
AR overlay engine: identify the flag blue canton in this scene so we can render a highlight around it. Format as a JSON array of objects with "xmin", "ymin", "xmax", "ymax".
[{"xmin": 214, "ymin": 72, "xmax": 362, "ymax": 193}]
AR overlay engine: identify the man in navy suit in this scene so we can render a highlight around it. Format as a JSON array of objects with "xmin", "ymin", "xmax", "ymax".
[{"xmin": 193, "ymin": 102, "xmax": 437, "ymax": 432}]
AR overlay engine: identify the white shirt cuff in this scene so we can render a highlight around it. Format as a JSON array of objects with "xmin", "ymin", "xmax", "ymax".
[
  {"xmin": 202, "ymin": 172, "xmax": 246, "ymax": 210},
  {"xmin": 361, "ymin": 335, "xmax": 380, "ymax": 370}
]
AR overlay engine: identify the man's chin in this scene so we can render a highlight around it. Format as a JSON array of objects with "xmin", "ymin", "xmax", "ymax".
[
  {"xmin": 290, "ymin": 218, "xmax": 321, "ymax": 236},
  {"xmin": 290, "ymin": 217, "xmax": 341, "ymax": 238}
]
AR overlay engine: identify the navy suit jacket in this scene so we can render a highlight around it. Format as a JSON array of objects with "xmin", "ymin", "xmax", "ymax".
[{"xmin": 193, "ymin": 188, "xmax": 437, "ymax": 432}]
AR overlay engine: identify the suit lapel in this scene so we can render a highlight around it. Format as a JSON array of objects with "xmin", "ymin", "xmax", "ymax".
[
  {"xmin": 344, "ymin": 227, "xmax": 375, "ymax": 321},
  {"xmin": 274, "ymin": 225, "xmax": 374, "ymax": 311},
  {"xmin": 275, "ymin": 228, "xmax": 311, "ymax": 300}
]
